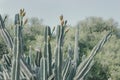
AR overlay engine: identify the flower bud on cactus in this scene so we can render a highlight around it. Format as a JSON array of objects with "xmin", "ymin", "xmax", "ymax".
[{"xmin": 59, "ymin": 15, "xmax": 63, "ymax": 21}]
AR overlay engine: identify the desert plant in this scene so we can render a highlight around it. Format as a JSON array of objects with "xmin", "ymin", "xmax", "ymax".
[{"xmin": 0, "ymin": 10, "xmax": 112, "ymax": 80}]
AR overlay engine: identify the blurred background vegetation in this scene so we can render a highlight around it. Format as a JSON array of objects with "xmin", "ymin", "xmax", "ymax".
[{"xmin": 0, "ymin": 15, "xmax": 120, "ymax": 80}]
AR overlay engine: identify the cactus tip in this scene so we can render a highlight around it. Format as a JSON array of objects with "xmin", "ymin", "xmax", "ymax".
[{"xmin": 59, "ymin": 14, "xmax": 63, "ymax": 21}]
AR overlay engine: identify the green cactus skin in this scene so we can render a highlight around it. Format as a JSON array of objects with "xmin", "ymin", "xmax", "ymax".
[
  {"xmin": 20, "ymin": 58, "xmax": 34, "ymax": 80},
  {"xmin": 0, "ymin": 72, "xmax": 3, "ymax": 79},
  {"xmin": 26, "ymin": 56, "xmax": 30, "ymax": 67},
  {"xmin": 11, "ymin": 37, "xmax": 17, "ymax": 80},
  {"xmin": 55, "ymin": 25, "xmax": 65, "ymax": 80},
  {"xmin": 54, "ymin": 25, "xmax": 61, "ymax": 80},
  {"xmin": 62, "ymin": 44, "xmax": 76, "ymax": 80},
  {"xmin": 67, "ymin": 44, "xmax": 73, "ymax": 59},
  {"xmin": 15, "ymin": 25, "xmax": 21, "ymax": 80},
  {"xmin": 48, "ymin": 73, "xmax": 55, "ymax": 80},
  {"xmin": 62, "ymin": 58, "xmax": 71, "ymax": 80},
  {"xmin": 44, "ymin": 26, "xmax": 52, "ymax": 77},
  {"xmin": 40, "ymin": 57, "xmax": 47, "ymax": 80},
  {"xmin": 27, "ymin": 46, "xmax": 32, "ymax": 67},
  {"xmin": 39, "ymin": 26, "xmax": 53, "ymax": 80},
  {"xmin": 11, "ymin": 14, "xmax": 18, "ymax": 80},
  {"xmin": 65, "ymin": 63, "xmax": 76, "ymax": 80},
  {"xmin": 11, "ymin": 14, "xmax": 21, "ymax": 80},
  {"xmin": 47, "ymin": 26, "xmax": 52, "ymax": 77},
  {"xmin": 3, "ymin": 71, "xmax": 10, "ymax": 80},
  {"xmin": 35, "ymin": 49, "xmax": 42, "ymax": 67},
  {"xmin": 3, "ymin": 54, "xmax": 11, "ymax": 67}
]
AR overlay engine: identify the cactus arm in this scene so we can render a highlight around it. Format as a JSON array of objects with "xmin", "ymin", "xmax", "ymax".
[
  {"xmin": 40, "ymin": 57, "xmax": 47, "ymax": 80},
  {"xmin": 3, "ymin": 71, "xmax": 10, "ymax": 80},
  {"xmin": 79, "ymin": 60, "xmax": 94, "ymax": 80},
  {"xmin": 74, "ymin": 32, "xmax": 112, "ymax": 80},
  {"xmin": 55, "ymin": 25, "xmax": 64, "ymax": 80},
  {"xmin": 35, "ymin": 50, "xmax": 42, "ymax": 67},
  {"xmin": 11, "ymin": 14, "xmax": 21, "ymax": 80},
  {"xmin": 48, "ymin": 73, "xmax": 55, "ymax": 80},
  {"xmin": 62, "ymin": 58, "xmax": 71, "ymax": 80},
  {"xmin": 0, "ymin": 72, "xmax": 3, "ymax": 79},
  {"xmin": 0, "ymin": 15, "xmax": 13, "ymax": 50},
  {"xmin": 20, "ymin": 58, "xmax": 34, "ymax": 80},
  {"xmin": 46, "ymin": 26, "xmax": 52, "ymax": 77},
  {"xmin": 62, "ymin": 44, "xmax": 74, "ymax": 80},
  {"xmin": 11, "ymin": 24, "xmax": 17, "ymax": 80}
]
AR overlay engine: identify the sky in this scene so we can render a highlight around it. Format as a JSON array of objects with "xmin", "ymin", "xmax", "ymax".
[{"xmin": 0, "ymin": 0, "xmax": 120, "ymax": 26}]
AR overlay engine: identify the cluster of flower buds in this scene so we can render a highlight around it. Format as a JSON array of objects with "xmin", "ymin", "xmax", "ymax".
[
  {"xmin": 20, "ymin": 9, "xmax": 26, "ymax": 17},
  {"xmin": 59, "ymin": 15, "xmax": 68, "ymax": 26},
  {"xmin": 59, "ymin": 15, "xmax": 69, "ymax": 37},
  {"xmin": 19, "ymin": 9, "xmax": 28, "ymax": 25}
]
